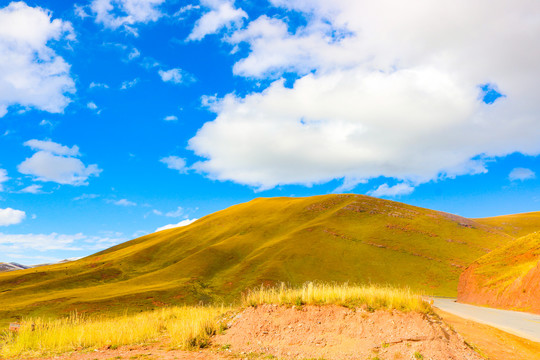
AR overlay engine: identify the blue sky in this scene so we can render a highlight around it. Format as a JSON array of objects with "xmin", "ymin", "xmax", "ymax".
[{"xmin": 0, "ymin": 0, "xmax": 539, "ymax": 264}]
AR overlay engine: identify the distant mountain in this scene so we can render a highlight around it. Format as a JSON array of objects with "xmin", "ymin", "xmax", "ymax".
[
  {"xmin": 0, "ymin": 194, "xmax": 514, "ymax": 322},
  {"xmin": 0, "ymin": 263, "xmax": 28, "ymax": 272},
  {"xmin": 458, "ymin": 232, "xmax": 540, "ymax": 314},
  {"xmin": 0, "ymin": 259, "xmax": 78, "ymax": 273}
]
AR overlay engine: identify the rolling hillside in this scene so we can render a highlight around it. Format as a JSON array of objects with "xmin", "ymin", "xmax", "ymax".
[
  {"xmin": 458, "ymin": 232, "xmax": 540, "ymax": 313},
  {"xmin": 474, "ymin": 211, "xmax": 540, "ymax": 237},
  {"xmin": 0, "ymin": 194, "xmax": 513, "ymax": 324}
]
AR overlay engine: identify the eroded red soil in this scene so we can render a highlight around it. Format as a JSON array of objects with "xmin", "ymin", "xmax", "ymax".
[{"xmin": 458, "ymin": 261, "xmax": 540, "ymax": 314}]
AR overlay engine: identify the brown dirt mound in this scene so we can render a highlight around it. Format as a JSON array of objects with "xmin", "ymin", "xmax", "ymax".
[{"xmin": 214, "ymin": 304, "xmax": 482, "ymax": 360}]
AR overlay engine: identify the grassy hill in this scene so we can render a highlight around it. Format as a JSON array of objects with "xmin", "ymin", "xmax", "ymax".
[
  {"xmin": 458, "ymin": 232, "xmax": 540, "ymax": 313},
  {"xmin": 0, "ymin": 194, "xmax": 513, "ymax": 324},
  {"xmin": 474, "ymin": 211, "xmax": 540, "ymax": 237}
]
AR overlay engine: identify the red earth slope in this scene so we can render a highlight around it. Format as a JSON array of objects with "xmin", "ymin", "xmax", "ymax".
[{"xmin": 458, "ymin": 232, "xmax": 540, "ymax": 314}]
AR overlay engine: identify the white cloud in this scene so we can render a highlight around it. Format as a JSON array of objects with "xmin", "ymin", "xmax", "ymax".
[
  {"xmin": 128, "ymin": 47, "xmax": 140, "ymax": 60},
  {"xmin": 158, "ymin": 68, "xmax": 193, "ymax": 85},
  {"xmin": 0, "ymin": 208, "xmax": 26, "ymax": 226},
  {"xmin": 509, "ymin": 168, "xmax": 536, "ymax": 182},
  {"xmin": 368, "ymin": 183, "xmax": 415, "ymax": 198},
  {"xmin": 73, "ymin": 193, "xmax": 99, "ymax": 201},
  {"xmin": 87, "ymin": 101, "xmax": 98, "ymax": 110},
  {"xmin": 89, "ymin": 82, "xmax": 109, "ymax": 89},
  {"xmin": 23, "ymin": 139, "xmax": 79, "ymax": 156},
  {"xmin": 155, "ymin": 218, "xmax": 197, "ymax": 232},
  {"xmin": 39, "ymin": 119, "xmax": 54, "ymax": 127},
  {"xmin": 18, "ymin": 139, "xmax": 101, "ymax": 185},
  {"xmin": 188, "ymin": 0, "xmax": 247, "ymax": 41},
  {"xmin": 19, "ymin": 184, "xmax": 43, "ymax": 194},
  {"xmin": 0, "ymin": 2, "xmax": 75, "ymax": 117},
  {"xmin": 120, "ymin": 78, "xmax": 139, "ymax": 89},
  {"xmin": 160, "ymin": 156, "xmax": 188, "ymax": 173},
  {"xmin": 189, "ymin": 0, "xmax": 540, "ymax": 190},
  {"xmin": 164, "ymin": 115, "xmax": 178, "ymax": 121},
  {"xmin": 90, "ymin": 0, "xmax": 165, "ymax": 33},
  {"xmin": 173, "ymin": 4, "xmax": 199, "ymax": 18},
  {"xmin": 108, "ymin": 198, "xmax": 137, "ymax": 206},
  {"xmin": 228, "ymin": 15, "xmax": 357, "ymax": 78},
  {"xmin": 165, "ymin": 206, "xmax": 183, "ymax": 218},
  {"xmin": 0, "ymin": 169, "xmax": 8, "ymax": 192},
  {"xmin": 0, "ymin": 232, "xmax": 125, "ymax": 252},
  {"xmin": 74, "ymin": 4, "xmax": 90, "ymax": 19}
]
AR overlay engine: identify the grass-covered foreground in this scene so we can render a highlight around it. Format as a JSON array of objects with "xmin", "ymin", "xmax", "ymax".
[
  {"xmin": 0, "ymin": 305, "xmax": 230, "ymax": 359},
  {"xmin": 0, "ymin": 283, "xmax": 429, "ymax": 359}
]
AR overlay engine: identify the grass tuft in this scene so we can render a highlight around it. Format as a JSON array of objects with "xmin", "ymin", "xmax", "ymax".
[
  {"xmin": 242, "ymin": 282, "xmax": 431, "ymax": 313},
  {"xmin": 0, "ymin": 305, "xmax": 230, "ymax": 359}
]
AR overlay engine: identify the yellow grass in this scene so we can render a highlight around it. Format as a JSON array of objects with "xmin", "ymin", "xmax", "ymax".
[
  {"xmin": 0, "ymin": 283, "xmax": 431, "ymax": 359},
  {"xmin": 0, "ymin": 305, "xmax": 230, "ymax": 359},
  {"xmin": 242, "ymin": 282, "xmax": 431, "ymax": 313}
]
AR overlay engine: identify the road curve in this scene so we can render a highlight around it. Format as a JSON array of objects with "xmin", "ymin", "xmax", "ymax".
[{"xmin": 431, "ymin": 297, "xmax": 540, "ymax": 343}]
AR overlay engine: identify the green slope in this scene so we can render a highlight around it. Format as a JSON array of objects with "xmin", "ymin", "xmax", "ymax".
[
  {"xmin": 0, "ymin": 194, "xmax": 513, "ymax": 324},
  {"xmin": 474, "ymin": 211, "xmax": 540, "ymax": 237}
]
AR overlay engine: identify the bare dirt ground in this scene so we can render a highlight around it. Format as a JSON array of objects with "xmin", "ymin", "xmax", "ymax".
[
  {"xmin": 22, "ymin": 305, "xmax": 533, "ymax": 360},
  {"xmin": 434, "ymin": 308, "xmax": 540, "ymax": 360},
  {"xmin": 214, "ymin": 304, "xmax": 482, "ymax": 360}
]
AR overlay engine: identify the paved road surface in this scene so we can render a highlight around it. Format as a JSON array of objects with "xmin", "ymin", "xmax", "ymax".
[{"xmin": 432, "ymin": 298, "xmax": 540, "ymax": 342}]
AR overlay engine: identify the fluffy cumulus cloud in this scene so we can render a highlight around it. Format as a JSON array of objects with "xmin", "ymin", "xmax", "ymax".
[
  {"xmin": 164, "ymin": 115, "xmax": 178, "ymax": 121},
  {"xmin": 18, "ymin": 139, "xmax": 101, "ymax": 185},
  {"xmin": 155, "ymin": 218, "xmax": 197, "ymax": 232},
  {"xmin": 160, "ymin": 155, "xmax": 188, "ymax": 173},
  {"xmin": 188, "ymin": 0, "xmax": 247, "ymax": 41},
  {"xmin": 509, "ymin": 168, "xmax": 536, "ymax": 182},
  {"xmin": 158, "ymin": 68, "xmax": 194, "ymax": 85},
  {"xmin": 0, "ymin": 2, "xmax": 75, "ymax": 117},
  {"xmin": 89, "ymin": 0, "xmax": 165, "ymax": 33},
  {"xmin": 368, "ymin": 183, "xmax": 415, "ymax": 198},
  {"xmin": 189, "ymin": 0, "xmax": 540, "ymax": 192},
  {"xmin": 0, "ymin": 208, "xmax": 26, "ymax": 226}
]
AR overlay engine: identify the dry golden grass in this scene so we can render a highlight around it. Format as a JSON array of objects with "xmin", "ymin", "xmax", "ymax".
[
  {"xmin": 0, "ymin": 305, "xmax": 230, "ymax": 359},
  {"xmin": 242, "ymin": 282, "xmax": 431, "ymax": 313},
  {"xmin": 0, "ymin": 283, "xmax": 431, "ymax": 359}
]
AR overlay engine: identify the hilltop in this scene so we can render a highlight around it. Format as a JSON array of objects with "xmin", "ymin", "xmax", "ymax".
[
  {"xmin": 474, "ymin": 211, "xmax": 540, "ymax": 237},
  {"xmin": 0, "ymin": 194, "xmax": 513, "ymax": 324},
  {"xmin": 458, "ymin": 232, "xmax": 540, "ymax": 314}
]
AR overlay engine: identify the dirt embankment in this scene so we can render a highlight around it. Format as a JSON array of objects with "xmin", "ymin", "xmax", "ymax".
[
  {"xmin": 458, "ymin": 261, "xmax": 540, "ymax": 314},
  {"xmin": 215, "ymin": 304, "xmax": 482, "ymax": 360}
]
